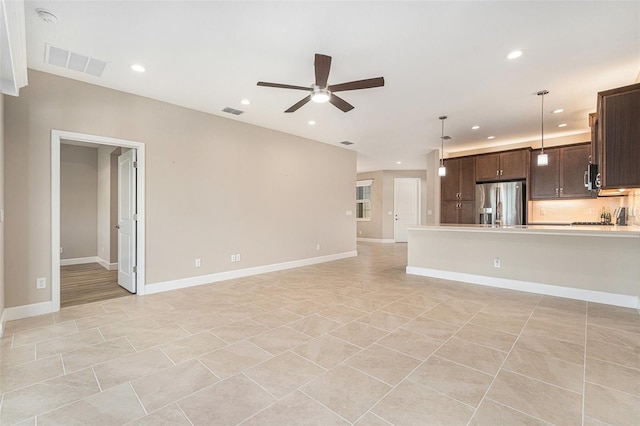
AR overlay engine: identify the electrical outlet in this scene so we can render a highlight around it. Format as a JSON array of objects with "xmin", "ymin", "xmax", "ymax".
[
  {"xmin": 316, "ymin": 244, "xmax": 320, "ymax": 251},
  {"xmin": 493, "ymin": 257, "xmax": 501, "ymax": 268},
  {"xmin": 195, "ymin": 258, "xmax": 201, "ymax": 267},
  {"xmin": 236, "ymin": 253, "xmax": 241, "ymax": 262},
  {"xmin": 60, "ymin": 247, "xmax": 64, "ymax": 254},
  {"xmin": 231, "ymin": 254, "xmax": 236, "ymax": 262},
  {"xmin": 36, "ymin": 277, "xmax": 47, "ymax": 289},
  {"xmin": 346, "ymin": 210, "xmax": 352, "ymax": 216}
]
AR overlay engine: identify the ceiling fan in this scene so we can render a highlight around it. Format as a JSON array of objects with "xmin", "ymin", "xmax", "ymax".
[{"xmin": 257, "ymin": 53, "xmax": 384, "ymax": 113}]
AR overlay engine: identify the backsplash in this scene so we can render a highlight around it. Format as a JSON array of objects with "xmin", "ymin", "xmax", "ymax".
[{"xmin": 529, "ymin": 194, "xmax": 636, "ymax": 224}]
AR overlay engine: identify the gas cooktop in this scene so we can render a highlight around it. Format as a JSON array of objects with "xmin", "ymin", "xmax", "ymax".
[{"xmin": 570, "ymin": 222, "xmax": 614, "ymax": 226}]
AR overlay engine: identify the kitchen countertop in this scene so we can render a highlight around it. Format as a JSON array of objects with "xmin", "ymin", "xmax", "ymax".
[{"xmin": 409, "ymin": 224, "xmax": 640, "ymax": 238}]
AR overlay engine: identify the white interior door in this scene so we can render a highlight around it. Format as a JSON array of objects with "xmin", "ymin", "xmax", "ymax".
[
  {"xmin": 117, "ymin": 149, "xmax": 137, "ymax": 293},
  {"xmin": 394, "ymin": 178, "xmax": 420, "ymax": 243}
]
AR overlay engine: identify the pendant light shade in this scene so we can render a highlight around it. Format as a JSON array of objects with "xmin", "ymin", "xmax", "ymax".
[
  {"xmin": 537, "ymin": 90, "xmax": 549, "ymax": 167},
  {"xmin": 438, "ymin": 115, "xmax": 448, "ymax": 177}
]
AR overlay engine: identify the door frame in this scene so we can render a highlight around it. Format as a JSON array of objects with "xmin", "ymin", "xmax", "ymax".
[
  {"xmin": 51, "ymin": 130, "xmax": 146, "ymax": 312},
  {"xmin": 393, "ymin": 177, "xmax": 421, "ymax": 243}
]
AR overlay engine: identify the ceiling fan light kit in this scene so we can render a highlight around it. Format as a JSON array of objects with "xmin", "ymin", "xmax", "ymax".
[{"xmin": 257, "ymin": 53, "xmax": 384, "ymax": 113}]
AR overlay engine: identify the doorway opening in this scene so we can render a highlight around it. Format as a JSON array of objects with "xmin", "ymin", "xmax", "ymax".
[
  {"xmin": 393, "ymin": 178, "xmax": 421, "ymax": 243},
  {"xmin": 51, "ymin": 130, "xmax": 146, "ymax": 311}
]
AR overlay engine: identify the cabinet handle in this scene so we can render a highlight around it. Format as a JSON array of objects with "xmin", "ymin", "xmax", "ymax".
[
  {"xmin": 583, "ymin": 170, "xmax": 589, "ymax": 188},
  {"xmin": 496, "ymin": 170, "xmax": 499, "ymax": 177},
  {"xmin": 500, "ymin": 170, "xmax": 504, "ymax": 176},
  {"xmin": 555, "ymin": 188, "xmax": 559, "ymax": 195},
  {"xmin": 560, "ymin": 188, "xmax": 563, "ymax": 195}
]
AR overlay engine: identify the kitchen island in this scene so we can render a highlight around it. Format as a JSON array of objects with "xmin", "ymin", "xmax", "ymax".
[{"xmin": 407, "ymin": 224, "xmax": 640, "ymax": 308}]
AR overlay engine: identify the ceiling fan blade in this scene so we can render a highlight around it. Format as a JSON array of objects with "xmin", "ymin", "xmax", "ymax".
[
  {"xmin": 329, "ymin": 77, "xmax": 385, "ymax": 93},
  {"xmin": 314, "ymin": 54, "xmax": 332, "ymax": 88},
  {"xmin": 329, "ymin": 94, "xmax": 355, "ymax": 113},
  {"xmin": 285, "ymin": 95, "xmax": 312, "ymax": 113},
  {"xmin": 257, "ymin": 81, "xmax": 311, "ymax": 91}
]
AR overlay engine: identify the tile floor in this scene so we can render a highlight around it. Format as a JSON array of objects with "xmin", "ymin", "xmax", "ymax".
[{"xmin": 1, "ymin": 242, "xmax": 639, "ymax": 425}]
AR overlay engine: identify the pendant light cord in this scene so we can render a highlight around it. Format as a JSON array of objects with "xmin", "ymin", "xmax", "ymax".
[{"xmin": 538, "ymin": 90, "xmax": 548, "ymax": 153}]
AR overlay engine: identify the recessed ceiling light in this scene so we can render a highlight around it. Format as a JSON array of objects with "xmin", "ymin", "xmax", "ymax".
[
  {"xmin": 36, "ymin": 8, "xmax": 58, "ymax": 23},
  {"xmin": 507, "ymin": 50, "xmax": 523, "ymax": 59},
  {"xmin": 131, "ymin": 64, "xmax": 146, "ymax": 73},
  {"xmin": 487, "ymin": 136, "xmax": 496, "ymax": 140},
  {"xmin": 241, "ymin": 99, "xmax": 251, "ymax": 105},
  {"xmin": 552, "ymin": 108, "xmax": 564, "ymax": 114},
  {"xmin": 396, "ymin": 161, "xmax": 402, "ymax": 165},
  {"xmin": 471, "ymin": 125, "xmax": 480, "ymax": 130},
  {"xmin": 308, "ymin": 120, "xmax": 316, "ymax": 125},
  {"xmin": 557, "ymin": 123, "xmax": 568, "ymax": 127}
]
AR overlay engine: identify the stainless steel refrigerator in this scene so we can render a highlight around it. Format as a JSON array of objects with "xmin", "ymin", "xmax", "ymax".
[{"xmin": 475, "ymin": 181, "xmax": 526, "ymax": 226}]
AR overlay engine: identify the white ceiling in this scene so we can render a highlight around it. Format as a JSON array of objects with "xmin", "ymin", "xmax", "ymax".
[{"xmin": 23, "ymin": 1, "xmax": 640, "ymax": 172}]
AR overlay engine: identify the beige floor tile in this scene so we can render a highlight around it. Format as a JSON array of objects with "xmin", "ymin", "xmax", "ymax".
[
  {"xmin": 486, "ymin": 370, "xmax": 582, "ymax": 425},
  {"xmin": 584, "ymin": 382, "xmax": 640, "ymax": 425},
  {"xmin": 408, "ymin": 355, "xmax": 493, "ymax": 407},
  {"xmin": 53, "ymin": 305, "xmax": 107, "ymax": 323},
  {"xmin": 372, "ymin": 379, "xmax": 474, "ymax": 425},
  {"xmin": 470, "ymin": 398, "xmax": 548, "ymax": 425},
  {"xmin": 538, "ymin": 296, "xmax": 586, "ymax": 313},
  {"xmin": 436, "ymin": 337, "xmax": 506, "ymax": 375},
  {"xmin": 401, "ymin": 316, "xmax": 460, "ymax": 342},
  {"xmin": 587, "ymin": 303, "xmax": 640, "ymax": 334},
  {"xmin": 74, "ymin": 310, "xmax": 133, "ymax": 331},
  {"xmin": 12, "ymin": 321, "xmax": 79, "ymax": 347},
  {"xmin": 243, "ymin": 391, "xmax": 349, "ymax": 425},
  {"xmin": 219, "ymin": 304, "xmax": 268, "ymax": 322},
  {"xmin": 530, "ymin": 306, "xmax": 586, "ymax": 328},
  {"xmin": 379, "ymin": 301, "xmax": 426, "ymax": 318},
  {"xmin": 302, "ymin": 364, "xmax": 391, "ymax": 423},
  {"xmin": 422, "ymin": 299, "xmax": 486, "ymax": 325},
  {"xmin": 36, "ymin": 382, "xmax": 146, "ymax": 425},
  {"xmin": 353, "ymin": 412, "xmax": 393, "ymax": 426},
  {"xmin": 159, "ymin": 331, "xmax": 227, "ymax": 364},
  {"xmin": 93, "ymin": 348, "xmax": 174, "ymax": 390},
  {"xmin": 357, "ymin": 310, "xmax": 410, "ymax": 332},
  {"xmin": 174, "ymin": 312, "xmax": 231, "ymax": 334},
  {"xmin": 251, "ymin": 309, "xmax": 303, "ymax": 329},
  {"xmin": 342, "ymin": 298, "xmax": 391, "ymax": 313},
  {"xmin": 293, "ymin": 334, "xmax": 362, "ymax": 369},
  {"xmin": 3, "ymin": 314, "xmax": 55, "ymax": 335},
  {"xmin": 35, "ymin": 329, "xmax": 105, "ymax": 359},
  {"xmin": 398, "ymin": 294, "xmax": 444, "ymax": 310},
  {"xmin": 127, "ymin": 403, "xmax": 192, "ymax": 426},
  {"xmin": 454, "ymin": 323, "xmax": 518, "ymax": 352},
  {"xmin": 249, "ymin": 326, "xmax": 312, "ymax": 355},
  {"xmin": 0, "ymin": 343, "xmax": 36, "ymax": 368},
  {"xmin": 503, "ymin": 347, "xmax": 584, "ymax": 393},
  {"xmin": 345, "ymin": 344, "xmax": 420, "ymax": 386},
  {"xmin": 582, "ymin": 415, "xmax": 613, "ymax": 426},
  {"xmin": 587, "ymin": 338, "xmax": 640, "ymax": 370},
  {"xmin": 470, "ymin": 311, "xmax": 527, "ymax": 335},
  {"xmin": 98, "ymin": 319, "xmax": 160, "ymax": 341},
  {"xmin": 515, "ymin": 333, "xmax": 585, "ymax": 365},
  {"xmin": 288, "ymin": 314, "xmax": 343, "ymax": 337},
  {"xmin": 0, "ymin": 368, "xmax": 100, "ymax": 425},
  {"xmin": 319, "ymin": 305, "xmax": 369, "ymax": 323},
  {"xmin": 376, "ymin": 328, "xmax": 440, "ymax": 360},
  {"xmin": 521, "ymin": 318, "xmax": 586, "ymax": 345},
  {"xmin": 587, "ymin": 324, "xmax": 640, "ymax": 350},
  {"xmin": 197, "ymin": 340, "xmax": 273, "ymax": 379},
  {"xmin": 131, "ymin": 359, "xmax": 219, "ymax": 412},
  {"xmin": 210, "ymin": 318, "xmax": 270, "ymax": 343},
  {"xmin": 11, "ymin": 417, "xmax": 36, "ymax": 426},
  {"xmin": 284, "ymin": 300, "xmax": 328, "ymax": 316},
  {"xmin": 178, "ymin": 374, "xmax": 276, "ymax": 425},
  {"xmin": 125, "ymin": 323, "xmax": 191, "ymax": 351},
  {"xmin": 244, "ymin": 351, "xmax": 325, "ymax": 398},
  {"xmin": 0, "ymin": 354, "xmax": 64, "ymax": 394},
  {"xmin": 329, "ymin": 321, "xmax": 389, "ymax": 348},
  {"xmin": 586, "ymin": 357, "xmax": 640, "ymax": 397},
  {"xmin": 62, "ymin": 337, "xmax": 135, "ymax": 372}
]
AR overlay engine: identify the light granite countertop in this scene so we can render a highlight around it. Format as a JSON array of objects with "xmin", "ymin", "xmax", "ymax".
[{"xmin": 409, "ymin": 224, "xmax": 640, "ymax": 238}]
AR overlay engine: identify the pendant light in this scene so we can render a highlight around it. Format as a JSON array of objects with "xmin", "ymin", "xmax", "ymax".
[
  {"xmin": 438, "ymin": 115, "xmax": 448, "ymax": 176},
  {"xmin": 537, "ymin": 90, "xmax": 549, "ymax": 166}
]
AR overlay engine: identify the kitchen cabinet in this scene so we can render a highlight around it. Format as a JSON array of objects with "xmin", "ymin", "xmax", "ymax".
[
  {"xmin": 476, "ymin": 149, "xmax": 529, "ymax": 182},
  {"xmin": 594, "ymin": 82, "xmax": 640, "ymax": 188},
  {"xmin": 440, "ymin": 156, "xmax": 475, "ymax": 223},
  {"xmin": 530, "ymin": 143, "xmax": 593, "ymax": 199}
]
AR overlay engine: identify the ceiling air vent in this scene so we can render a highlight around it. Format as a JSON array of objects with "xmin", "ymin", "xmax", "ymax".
[
  {"xmin": 340, "ymin": 141, "xmax": 354, "ymax": 146},
  {"xmin": 45, "ymin": 44, "xmax": 108, "ymax": 77},
  {"xmin": 222, "ymin": 107, "xmax": 244, "ymax": 116}
]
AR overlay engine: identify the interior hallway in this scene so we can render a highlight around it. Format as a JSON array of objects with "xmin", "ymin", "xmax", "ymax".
[
  {"xmin": 61, "ymin": 263, "xmax": 131, "ymax": 308},
  {"xmin": 1, "ymin": 243, "xmax": 638, "ymax": 425}
]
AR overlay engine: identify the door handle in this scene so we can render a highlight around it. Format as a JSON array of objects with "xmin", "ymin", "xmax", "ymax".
[{"xmin": 115, "ymin": 225, "xmax": 120, "ymax": 229}]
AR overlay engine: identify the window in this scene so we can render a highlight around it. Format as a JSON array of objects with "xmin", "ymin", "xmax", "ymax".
[{"xmin": 356, "ymin": 180, "xmax": 373, "ymax": 221}]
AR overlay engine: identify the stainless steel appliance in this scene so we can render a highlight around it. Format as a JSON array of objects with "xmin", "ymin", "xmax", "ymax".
[
  {"xmin": 615, "ymin": 207, "xmax": 627, "ymax": 225},
  {"xmin": 476, "ymin": 181, "xmax": 525, "ymax": 226}
]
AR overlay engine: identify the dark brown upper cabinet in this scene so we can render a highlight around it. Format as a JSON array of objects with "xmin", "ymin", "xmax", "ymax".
[
  {"xmin": 594, "ymin": 82, "xmax": 640, "ymax": 188},
  {"xmin": 530, "ymin": 143, "xmax": 593, "ymax": 199},
  {"xmin": 475, "ymin": 149, "xmax": 528, "ymax": 182}
]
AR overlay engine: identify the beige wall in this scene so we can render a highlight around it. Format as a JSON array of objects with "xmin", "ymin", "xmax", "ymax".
[
  {"xmin": 4, "ymin": 70, "xmax": 356, "ymax": 308},
  {"xmin": 61, "ymin": 144, "xmax": 98, "ymax": 260},
  {"xmin": 425, "ymin": 150, "xmax": 441, "ymax": 225},
  {"xmin": 356, "ymin": 170, "xmax": 427, "ymax": 240},
  {"xmin": 0, "ymin": 95, "xmax": 5, "ymax": 323}
]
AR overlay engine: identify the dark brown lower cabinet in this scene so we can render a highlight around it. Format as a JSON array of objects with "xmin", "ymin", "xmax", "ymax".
[{"xmin": 442, "ymin": 201, "xmax": 475, "ymax": 224}]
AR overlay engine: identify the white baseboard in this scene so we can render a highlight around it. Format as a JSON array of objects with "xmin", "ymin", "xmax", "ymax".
[
  {"xmin": 2, "ymin": 301, "xmax": 55, "ymax": 323},
  {"xmin": 406, "ymin": 266, "xmax": 639, "ymax": 309},
  {"xmin": 96, "ymin": 257, "xmax": 118, "ymax": 271},
  {"xmin": 0, "ymin": 309, "xmax": 5, "ymax": 337},
  {"xmin": 146, "ymin": 251, "xmax": 358, "ymax": 295},
  {"xmin": 357, "ymin": 238, "xmax": 396, "ymax": 243},
  {"xmin": 60, "ymin": 256, "xmax": 99, "ymax": 266}
]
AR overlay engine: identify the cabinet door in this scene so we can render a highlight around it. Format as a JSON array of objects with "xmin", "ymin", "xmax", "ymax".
[
  {"xmin": 476, "ymin": 154, "xmax": 500, "ymax": 181},
  {"xmin": 458, "ymin": 157, "xmax": 476, "ymax": 201},
  {"xmin": 560, "ymin": 144, "xmax": 592, "ymax": 198},
  {"xmin": 440, "ymin": 201, "xmax": 459, "ymax": 224},
  {"xmin": 530, "ymin": 148, "xmax": 560, "ymax": 199},
  {"xmin": 500, "ymin": 150, "xmax": 528, "ymax": 180},
  {"xmin": 441, "ymin": 159, "xmax": 460, "ymax": 201},
  {"xmin": 459, "ymin": 201, "xmax": 476, "ymax": 224}
]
